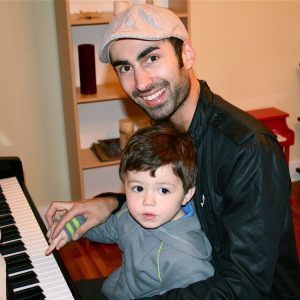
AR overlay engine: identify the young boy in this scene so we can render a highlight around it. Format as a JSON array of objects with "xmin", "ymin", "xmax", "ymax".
[{"xmin": 45, "ymin": 122, "xmax": 214, "ymax": 299}]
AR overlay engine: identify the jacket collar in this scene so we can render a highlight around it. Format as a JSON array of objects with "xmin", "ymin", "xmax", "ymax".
[{"xmin": 188, "ymin": 80, "xmax": 214, "ymax": 148}]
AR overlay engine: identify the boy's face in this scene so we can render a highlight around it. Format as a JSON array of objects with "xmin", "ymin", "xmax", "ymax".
[
  {"xmin": 124, "ymin": 164, "xmax": 194, "ymax": 229},
  {"xmin": 110, "ymin": 39, "xmax": 191, "ymax": 121}
]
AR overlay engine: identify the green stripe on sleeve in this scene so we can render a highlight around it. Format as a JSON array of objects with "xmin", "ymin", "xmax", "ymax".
[
  {"xmin": 66, "ymin": 222, "xmax": 74, "ymax": 237},
  {"xmin": 72, "ymin": 217, "xmax": 80, "ymax": 229},
  {"xmin": 156, "ymin": 242, "xmax": 164, "ymax": 282}
]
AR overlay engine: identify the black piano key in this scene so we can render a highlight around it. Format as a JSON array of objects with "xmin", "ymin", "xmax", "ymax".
[
  {"xmin": 1, "ymin": 225, "xmax": 21, "ymax": 242},
  {"xmin": 0, "ymin": 199, "xmax": 9, "ymax": 207},
  {"xmin": 1, "ymin": 224, "xmax": 19, "ymax": 233},
  {"xmin": 5, "ymin": 253, "xmax": 33, "ymax": 274},
  {"xmin": 0, "ymin": 214, "xmax": 15, "ymax": 226},
  {"xmin": 18, "ymin": 296, "xmax": 46, "ymax": 300},
  {"xmin": 0, "ymin": 202, "xmax": 11, "ymax": 215},
  {"xmin": 0, "ymin": 192, "xmax": 5, "ymax": 201},
  {"xmin": 14, "ymin": 286, "xmax": 45, "ymax": 300},
  {"xmin": 6, "ymin": 274, "xmax": 17, "ymax": 300},
  {"xmin": 9, "ymin": 270, "xmax": 39, "ymax": 289},
  {"xmin": 0, "ymin": 240, "xmax": 26, "ymax": 255},
  {"xmin": 7, "ymin": 260, "xmax": 33, "ymax": 275},
  {"xmin": 5, "ymin": 252, "xmax": 31, "ymax": 265}
]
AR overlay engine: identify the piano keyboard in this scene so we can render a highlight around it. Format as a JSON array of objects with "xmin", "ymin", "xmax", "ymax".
[{"xmin": 0, "ymin": 177, "xmax": 75, "ymax": 300}]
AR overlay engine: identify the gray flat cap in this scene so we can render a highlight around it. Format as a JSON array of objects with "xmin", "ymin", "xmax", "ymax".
[{"xmin": 99, "ymin": 4, "xmax": 189, "ymax": 63}]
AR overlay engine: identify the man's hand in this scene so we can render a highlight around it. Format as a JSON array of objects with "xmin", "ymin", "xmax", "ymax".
[{"xmin": 45, "ymin": 197, "xmax": 119, "ymax": 240}]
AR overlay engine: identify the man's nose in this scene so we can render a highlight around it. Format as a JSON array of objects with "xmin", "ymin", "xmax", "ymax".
[{"xmin": 134, "ymin": 67, "xmax": 152, "ymax": 91}]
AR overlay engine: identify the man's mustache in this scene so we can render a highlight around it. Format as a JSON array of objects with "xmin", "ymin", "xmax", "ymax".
[{"xmin": 132, "ymin": 81, "xmax": 169, "ymax": 98}]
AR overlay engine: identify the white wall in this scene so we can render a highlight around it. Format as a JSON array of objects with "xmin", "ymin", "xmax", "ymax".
[
  {"xmin": 0, "ymin": 1, "xmax": 299, "ymax": 214},
  {"xmin": 190, "ymin": 0, "xmax": 300, "ymax": 179},
  {"xmin": 0, "ymin": 0, "xmax": 71, "ymax": 211}
]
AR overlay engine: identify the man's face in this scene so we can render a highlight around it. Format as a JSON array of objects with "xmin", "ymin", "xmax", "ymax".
[{"xmin": 110, "ymin": 39, "xmax": 191, "ymax": 120}]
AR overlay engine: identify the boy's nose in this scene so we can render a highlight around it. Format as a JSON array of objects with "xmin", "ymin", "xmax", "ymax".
[{"xmin": 143, "ymin": 194, "xmax": 156, "ymax": 206}]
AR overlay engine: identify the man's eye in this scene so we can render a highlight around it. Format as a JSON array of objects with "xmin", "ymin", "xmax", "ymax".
[
  {"xmin": 132, "ymin": 186, "xmax": 143, "ymax": 192},
  {"xmin": 160, "ymin": 188, "xmax": 170, "ymax": 195},
  {"xmin": 147, "ymin": 55, "xmax": 158, "ymax": 63},
  {"xmin": 120, "ymin": 65, "xmax": 131, "ymax": 73}
]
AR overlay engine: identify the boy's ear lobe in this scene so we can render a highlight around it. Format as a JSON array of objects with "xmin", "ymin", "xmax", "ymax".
[
  {"xmin": 182, "ymin": 40, "xmax": 195, "ymax": 69},
  {"xmin": 182, "ymin": 186, "xmax": 196, "ymax": 205}
]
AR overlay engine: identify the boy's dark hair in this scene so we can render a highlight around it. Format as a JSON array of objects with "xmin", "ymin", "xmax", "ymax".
[{"xmin": 119, "ymin": 122, "xmax": 197, "ymax": 193}]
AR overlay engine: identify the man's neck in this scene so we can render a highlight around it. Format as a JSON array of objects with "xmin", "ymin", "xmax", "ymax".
[{"xmin": 170, "ymin": 72, "xmax": 200, "ymax": 131}]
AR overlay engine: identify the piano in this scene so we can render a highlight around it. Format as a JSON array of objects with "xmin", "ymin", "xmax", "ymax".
[
  {"xmin": 247, "ymin": 107, "xmax": 295, "ymax": 163},
  {"xmin": 0, "ymin": 157, "xmax": 80, "ymax": 300}
]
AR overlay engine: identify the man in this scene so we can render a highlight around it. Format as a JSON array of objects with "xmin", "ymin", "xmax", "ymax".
[{"xmin": 46, "ymin": 4, "xmax": 300, "ymax": 299}]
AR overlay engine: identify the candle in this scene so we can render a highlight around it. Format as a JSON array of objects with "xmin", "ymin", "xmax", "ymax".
[{"xmin": 119, "ymin": 118, "xmax": 134, "ymax": 149}]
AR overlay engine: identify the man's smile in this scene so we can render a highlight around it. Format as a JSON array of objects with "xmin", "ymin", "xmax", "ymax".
[{"xmin": 142, "ymin": 87, "xmax": 166, "ymax": 102}]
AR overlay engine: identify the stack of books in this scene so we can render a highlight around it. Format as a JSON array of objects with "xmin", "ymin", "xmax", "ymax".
[{"xmin": 91, "ymin": 138, "xmax": 122, "ymax": 162}]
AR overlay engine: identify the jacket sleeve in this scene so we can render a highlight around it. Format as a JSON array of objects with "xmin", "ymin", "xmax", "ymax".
[
  {"xmin": 83, "ymin": 212, "xmax": 120, "ymax": 244},
  {"xmin": 136, "ymin": 135, "xmax": 293, "ymax": 299}
]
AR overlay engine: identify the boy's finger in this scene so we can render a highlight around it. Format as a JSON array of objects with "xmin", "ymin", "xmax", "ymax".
[
  {"xmin": 45, "ymin": 243, "xmax": 56, "ymax": 256},
  {"xmin": 56, "ymin": 238, "xmax": 67, "ymax": 250}
]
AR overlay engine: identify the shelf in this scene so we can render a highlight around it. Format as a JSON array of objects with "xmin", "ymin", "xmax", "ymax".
[
  {"xmin": 171, "ymin": 11, "xmax": 188, "ymax": 19},
  {"xmin": 81, "ymin": 148, "xmax": 120, "ymax": 170},
  {"xmin": 76, "ymin": 82, "xmax": 128, "ymax": 104},
  {"xmin": 70, "ymin": 12, "xmax": 114, "ymax": 26},
  {"xmin": 70, "ymin": 10, "xmax": 188, "ymax": 27}
]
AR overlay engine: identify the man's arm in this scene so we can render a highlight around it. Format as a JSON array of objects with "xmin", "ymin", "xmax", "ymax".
[{"xmin": 45, "ymin": 193, "xmax": 126, "ymax": 240}]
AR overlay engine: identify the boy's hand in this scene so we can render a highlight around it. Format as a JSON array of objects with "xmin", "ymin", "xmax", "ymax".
[{"xmin": 45, "ymin": 222, "xmax": 69, "ymax": 256}]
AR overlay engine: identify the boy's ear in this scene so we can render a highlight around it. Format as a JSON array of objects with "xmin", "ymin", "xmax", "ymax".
[{"xmin": 182, "ymin": 186, "xmax": 196, "ymax": 205}]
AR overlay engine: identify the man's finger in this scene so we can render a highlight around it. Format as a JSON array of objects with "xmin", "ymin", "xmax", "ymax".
[
  {"xmin": 51, "ymin": 207, "xmax": 80, "ymax": 239},
  {"xmin": 45, "ymin": 201, "xmax": 74, "ymax": 227}
]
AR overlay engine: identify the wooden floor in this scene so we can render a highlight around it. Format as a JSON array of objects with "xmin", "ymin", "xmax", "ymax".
[
  {"xmin": 59, "ymin": 182, "xmax": 300, "ymax": 283},
  {"xmin": 59, "ymin": 239, "xmax": 122, "ymax": 282}
]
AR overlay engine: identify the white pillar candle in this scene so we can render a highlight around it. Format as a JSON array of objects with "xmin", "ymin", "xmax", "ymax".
[{"xmin": 119, "ymin": 118, "xmax": 134, "ymax": 150}]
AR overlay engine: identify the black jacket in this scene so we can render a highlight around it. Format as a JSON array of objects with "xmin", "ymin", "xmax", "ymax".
[{"xmin": 137, "ymin": 80, "xmax": 300, "ymax": 299}]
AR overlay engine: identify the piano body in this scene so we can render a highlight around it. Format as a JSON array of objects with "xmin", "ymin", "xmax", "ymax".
[
  {"xmin": 0, "ymin": 157, "xmax": 80, "ymax": 299},
  {"xmin": 247, "ymin": 107, "xmax": 295, "ymax": 163}
]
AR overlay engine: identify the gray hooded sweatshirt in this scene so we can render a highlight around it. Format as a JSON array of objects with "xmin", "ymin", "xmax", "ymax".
[{"xmin": 71, "ymin": 202, "xmax": 214, "ymax": 299}]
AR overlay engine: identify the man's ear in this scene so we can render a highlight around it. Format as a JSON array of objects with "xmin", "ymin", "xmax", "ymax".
[
  {"xmin": 182, "ymin": 40, "xmax": 195, "ymax": 70},
  {"xmin": 182, "ymin": 186, "xmax": 196, "ymax": 206}
]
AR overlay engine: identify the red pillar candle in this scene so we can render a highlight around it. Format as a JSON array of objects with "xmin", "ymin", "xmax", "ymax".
[{"xmin": 78, "ymin": 44, "xmax": 97, "ymax": 94}]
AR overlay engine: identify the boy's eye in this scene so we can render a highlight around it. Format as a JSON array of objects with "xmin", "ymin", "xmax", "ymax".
[
  {"xmin": 132, "ymin": 186, "xmax": 143, "ymax": 192},
  {"xmin": 160, "ymin": 188, "xmax": 170, "ymax": 195}
]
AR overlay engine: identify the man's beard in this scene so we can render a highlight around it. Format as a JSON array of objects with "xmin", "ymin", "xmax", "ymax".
[{"xmin": 132, "ymin": 69, "xmax": 191, "ymax": 121}]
